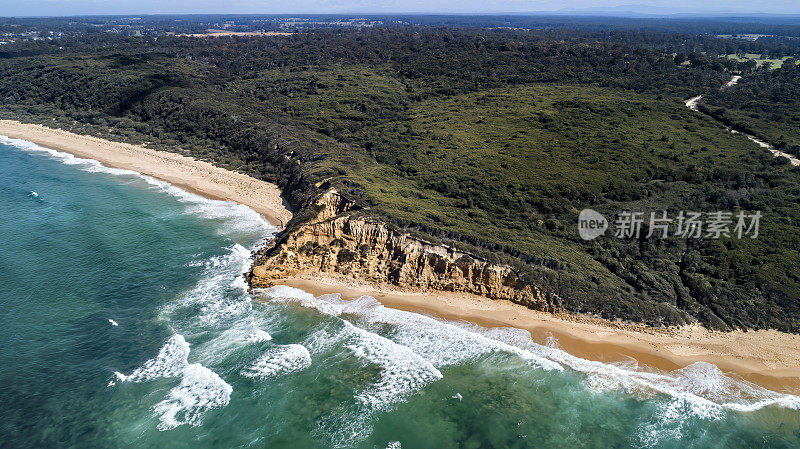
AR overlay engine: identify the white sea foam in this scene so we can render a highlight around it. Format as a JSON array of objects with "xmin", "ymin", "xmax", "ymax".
[
  {"xmin": 259, "ymin": 287, "xmax": 447, "ymax": 408},
  {"xmin": 243, "ymin": 329, "xmax": 273, "ymax": 343},
  {"xmin": 160, "ymin": 243, "xmax": 255, "ymax": 328},
  {"xmin": 291, "ymin": 308, "xmax": 443, "ymax": 411},
  {"xmin": 260, "ymin": 285, "xmax": 800, "ymax": 420},
  {"xmin": 315, "ymin": 323, "xmax": 442, "ymax": 449},
  {"xmin": 241, "ymin": 344, "xmax": 312, "ymax": 379},
  {"xmin": 343, "ymin": 320, "xmax": 443, "ymax": 410},
  {"xmin": 0, "ymin": 135, "xmax": 276, "ymax": 237},
  {"xmin": 636, "ymin": 393, "xmax": 724, "ymax": 448},
  {"xmin": 113, "ymin": 334, "xmax": 233, "ymax": 430},
  {"xmin": 262, "ymin": 287, "xmax": 447, "ymax": 446},
  {"xmin": 262, "ymin": 286, "xmax": 561, "ymax": 372},
  {"xmin": 153, "ymin": 362, "xmax": 233, "ymax": 431},
  {"xmin": 124, "ymin": 334, "xmax": 191, "ymax": 382},
  {"xmin": 109, "ymin": 235, "xmax": 265, "ymax": 431},
  {"xmin": 479, "ymin": 325, "xmax": 800, "ymax": 414},
  {"xmin": 190, "ymin": 321, "xmax": 275, "ymax": 366}
]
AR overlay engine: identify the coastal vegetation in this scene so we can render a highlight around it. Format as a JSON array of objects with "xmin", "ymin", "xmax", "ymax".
[
  {"xmin": 724, "ymin": 52, "xmax": 793, "ymax": 69},
  {"xmin": 702, "ymin": 60, "xmax": 800, "ymax": 154},
  {"xmin": 1, "ymin": 21, "xmax": 800, "ymax": 331}
]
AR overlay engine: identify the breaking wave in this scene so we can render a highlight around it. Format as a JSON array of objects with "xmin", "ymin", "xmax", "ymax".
[
  {"xmin": 113, "ymin": 334, "xmax": 233, "ymax": 430},
  {"xmin": 154, "ymin": 363, "xmax": 233, "ymax": 431},
  {"xmin": 241, "ymin": 344, "xmax": 312, "ymax": 379},
  {"xmin": 159, "ymin": 243, "xmax": 256, "ymax": 328},
  {"xmin": 12, "ymin": 134, "xmax": 798, "ymax": 445},
  {"xmin": 260, "ymin": 286, "xmax": 800, "ymax": 421},
  {"xmin": 0, "ymin": 135, "xmax": 274, "ymax": 237}
]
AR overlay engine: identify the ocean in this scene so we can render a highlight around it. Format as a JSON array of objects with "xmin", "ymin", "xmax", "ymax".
[{"xmin": 1, "ymin": 136, "xmax": 799, "ymax": 449}]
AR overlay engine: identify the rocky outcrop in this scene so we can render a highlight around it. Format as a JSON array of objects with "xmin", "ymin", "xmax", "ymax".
[{"xmin": 248, "ymin": 190, "xmax": 552, "ymax": 311}]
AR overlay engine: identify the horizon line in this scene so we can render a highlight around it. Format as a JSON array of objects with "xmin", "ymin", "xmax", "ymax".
[{"xmin": 4, "ymin": 11, "xmax": 800, "ymax": 19}]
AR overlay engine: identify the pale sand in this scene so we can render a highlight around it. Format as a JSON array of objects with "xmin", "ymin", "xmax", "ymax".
[
  {"xmin": 4, "ymin": 121, "xmax": 798, "ymax": 392},
  {"xmin": 0, "ymin": 120, "xmax": 292, "ymax": 226},
  {"xmin": 274, "ymin": 274, "xmax": 800, "ymax": 392}
]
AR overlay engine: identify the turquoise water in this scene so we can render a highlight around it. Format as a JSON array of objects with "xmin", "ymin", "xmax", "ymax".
[{"xmin": 1, "ymin": 137, "xmax": 799, "ymax": 449}]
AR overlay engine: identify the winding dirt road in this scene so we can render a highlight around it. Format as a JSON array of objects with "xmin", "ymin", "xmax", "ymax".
[{"xmin": 685, "ymin": 75, "xmax": 800, "ymax": 166}]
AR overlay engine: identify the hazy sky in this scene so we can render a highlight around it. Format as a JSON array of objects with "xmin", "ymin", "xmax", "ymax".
[{"xmin": 3, "ymin": 0, "xmax": 800, "ymax": 17}]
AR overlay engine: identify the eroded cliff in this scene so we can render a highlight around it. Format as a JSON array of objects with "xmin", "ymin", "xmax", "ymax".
[{"xmin": 248, "ymin": 190, "xmax": 553, "ymax": 311}]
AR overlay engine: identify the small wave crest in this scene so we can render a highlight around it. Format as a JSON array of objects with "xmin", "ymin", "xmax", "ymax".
[
  {"xmin": 0, "ymin": 135, "xmax": 276, "ymax": 237},
  {"xmin": 262, "ymin": 287, "xmax": 444, "ymax": 447},
  {"xmin": 260, "ymin": 286, "xmax": 800, "ymax": 419},
  {"xmin": 259, "ymin": 288, "xmax": 446, "ymax": 408},
  {"xmin": 153, "ymin": 363, "xmax": 233, "ymax": 431},
  {"xmin": 262, "ymin": 286, "xmax": 561, "ymax": 371},
  {"xmin": 113, "ymin": 334, "xmax": 232, "ymax": 430},
  {"xmin": 124, "ymin": 334, "xmax": 191, "ymax": 382},
  {"xmin": 160, "ymin": 243, "xmax": 254, "ymax": 328},
  {"xmin": 343, "ymin": 320, "xmax": 443, "ymax": 411},
  {"xmin": 241, "ymin": 344, "xmax": 312, "ymax": 379}
]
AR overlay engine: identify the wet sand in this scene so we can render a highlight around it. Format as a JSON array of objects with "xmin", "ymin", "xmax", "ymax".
[
  {"xmin": 275, "ymin": 275, "xmax": 800, "ymax": 393},
  {"xmin": 0, "ymin": 120, "xmax": 292, "ymax": 226},
  {"xmin": 4, "ymin": 119, "xmax": 798, "ymax": 393}
]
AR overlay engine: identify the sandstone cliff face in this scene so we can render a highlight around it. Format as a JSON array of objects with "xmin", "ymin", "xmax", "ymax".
[{"xmin": 248, "ymin": 190, "xmax": 551, "ymax": 311}]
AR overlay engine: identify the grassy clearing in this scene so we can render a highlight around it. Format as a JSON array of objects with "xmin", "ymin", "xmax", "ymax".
[{"xmin": 725, "ymin": 53, "xmax": 795, "ymax": 69}]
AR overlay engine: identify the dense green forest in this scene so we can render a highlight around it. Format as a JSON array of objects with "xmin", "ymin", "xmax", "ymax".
[
  {"xmin": 1, "ymin": 19, "xmax": 799, "ymax": 331},
  {"xmin": 702, "ymin": 60, "xmax": 800, "ymax": 154}
]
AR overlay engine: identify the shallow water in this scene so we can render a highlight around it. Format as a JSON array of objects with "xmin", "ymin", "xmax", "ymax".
[{"xmin": 2, "ymin": 137, "xmax": 799, "ymax": 448}]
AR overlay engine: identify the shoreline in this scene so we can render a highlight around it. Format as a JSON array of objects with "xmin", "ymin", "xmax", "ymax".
[
  {"xmin": 273, "ymin": 274, "xmax": 800, "ymax": 393},
  {"xmin": 0, "ymin": 120, "xmax": 292, "ymax": 227},
  {"xmin": 4, "ymin": 119, "xmax": 799, "ymax": 394}
]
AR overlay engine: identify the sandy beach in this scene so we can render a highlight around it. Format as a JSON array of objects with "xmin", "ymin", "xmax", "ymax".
[
  {"xmin": 274, "ymin": 274, "xmax": 800, "ymax": 393},
  {"xmin": 3, "ymin": 119, "xmax": 798, "ymax": 393},
  {"xmin": 0, "ymin": 120, "xmax": 292, "ymax": 226}
]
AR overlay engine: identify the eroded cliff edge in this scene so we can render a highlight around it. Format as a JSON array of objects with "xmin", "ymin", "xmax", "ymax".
[{"xmin": 247, "ymin": 190, "xmax": 555, "ymax": 312}]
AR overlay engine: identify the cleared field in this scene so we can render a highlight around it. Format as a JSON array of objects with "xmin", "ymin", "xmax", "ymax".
[{"xmin": 725, "ymin": 53, "xmax": 794, "ymax": 69}]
